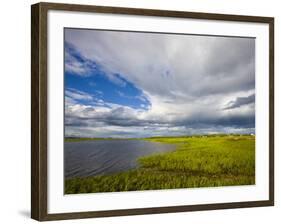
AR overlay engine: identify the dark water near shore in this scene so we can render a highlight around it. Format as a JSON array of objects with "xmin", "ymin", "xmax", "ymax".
[{"xmin": 64, "ymin": 139, "xmax": 175, "ymax": 179}]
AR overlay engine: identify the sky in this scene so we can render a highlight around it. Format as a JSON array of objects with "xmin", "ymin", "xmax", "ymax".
[{"xmin": 64, "ymin": 28, "xmax": 255, "ymax": 138}]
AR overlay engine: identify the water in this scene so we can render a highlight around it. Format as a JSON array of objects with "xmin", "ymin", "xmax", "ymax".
[{"xmin": 65, "ymin": 139, "xmax": 175, "ymax": 179}]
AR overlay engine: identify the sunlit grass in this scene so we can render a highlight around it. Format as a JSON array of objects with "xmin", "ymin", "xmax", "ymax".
[{"xmin": 65, "ymin": 135, "xmax": 255, "ymax": 194}]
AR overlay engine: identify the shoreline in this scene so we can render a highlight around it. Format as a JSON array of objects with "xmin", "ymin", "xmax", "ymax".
[{"xmin": 65, "ymin": 133, "xmax": 255, "ymax": 142}]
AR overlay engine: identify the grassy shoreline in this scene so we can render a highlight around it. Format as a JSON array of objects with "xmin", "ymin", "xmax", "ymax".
[
  {"xmin": 65, "ymin": 134, "xmax": 255, "ymax": 194},
  {"xmin": 64, "ymin": 134, "xmax": 252, "ymax": 142}
]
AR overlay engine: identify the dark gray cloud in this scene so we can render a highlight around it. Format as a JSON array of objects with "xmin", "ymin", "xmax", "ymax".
[
  {"xmin": 65, "ymin": 103, "xmax": 255, "ymax": 137},
  {"xmin": 223, "ymin": 94, "xmax": 255, "ymax": 110}
]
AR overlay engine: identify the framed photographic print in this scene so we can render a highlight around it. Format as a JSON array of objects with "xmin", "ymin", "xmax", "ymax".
[{"xmin": 31, "ymin": 2, "xmax": 274, "ymax": 221}]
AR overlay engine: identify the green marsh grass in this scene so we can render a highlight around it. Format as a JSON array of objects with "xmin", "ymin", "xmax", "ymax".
[{"xmin": 65, "ymin": 135, "xmax": 255, "ymax": 194}]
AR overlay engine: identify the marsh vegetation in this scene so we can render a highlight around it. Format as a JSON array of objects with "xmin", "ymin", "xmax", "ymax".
[{"xmin": 65, "ymin": 135, "xmax": 255, "ymax": 194}]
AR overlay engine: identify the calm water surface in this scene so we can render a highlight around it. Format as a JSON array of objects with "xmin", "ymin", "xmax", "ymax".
[{"xmin": 65, "ymin": 140, "xmax": 175, "ymax": 179}]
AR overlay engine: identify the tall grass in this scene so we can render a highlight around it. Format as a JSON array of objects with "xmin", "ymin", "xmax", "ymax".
[{"xmin": 65, "ymin": 135, "xmax": 255, "ymax": 194}]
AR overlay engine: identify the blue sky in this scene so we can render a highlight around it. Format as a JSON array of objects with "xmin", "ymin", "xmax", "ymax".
[
  {"xmin": 64, "ymin": 28, "xmax": 255, "ymax": 138},
  {"xmin": 65, "ymin": 42, "xmax": 150, "ymax": 110}
]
